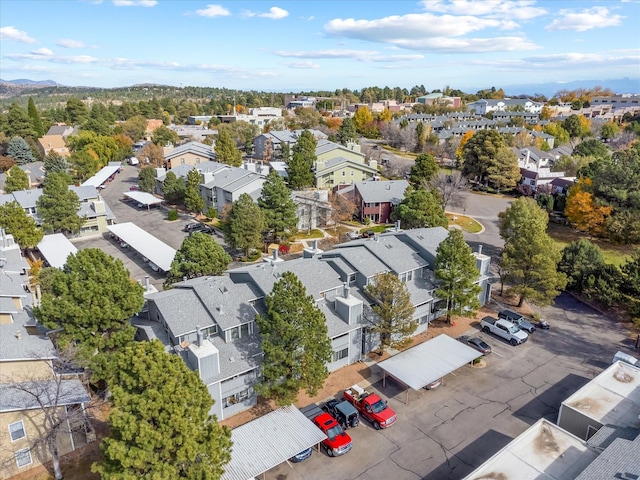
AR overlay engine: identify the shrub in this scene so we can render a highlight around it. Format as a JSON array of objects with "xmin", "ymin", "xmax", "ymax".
[
  {"xmin": 205, "ymin": 207, "xmax": 218, "ymax": 220},
  {"xmin": 167, "ymin": 209, "xmax": 179, "ymax": 221}
]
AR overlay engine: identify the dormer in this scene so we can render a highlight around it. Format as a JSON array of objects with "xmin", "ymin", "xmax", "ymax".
[{"xmin": 334, "ymin": 284, "xmax": 363, "ymax": 325}]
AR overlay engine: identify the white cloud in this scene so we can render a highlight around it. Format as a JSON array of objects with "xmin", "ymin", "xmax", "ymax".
[
  {"xmin": 275, "ymin": 49, "xmax": 424, "ymax": 62},
  {"xmin": 469, "ymin": 50, "xmax": 640, "ymax": 70},
  {"xmin": 284, "ymin": 61, "xmax": 320, "ymax": 69},
  {"xmin": 31, "ymin": 48, "xmax": 53, "ymax": 56},
  {"xmin": 421, "ymin": 0, "xmax": 547, "ymax": 20},
  {"xmin": 195, "ymin": 4, "xmax": 231, "ymax": 17},
  {"xmin": 5, "ymin": 53, "xmax": 98, "ymax": 64},
  {"xmin": 259, "ymin": 7, "xmax": 288, "ymax": 19},
  {"xmin": 0, "ymin": 26, "xmax": 36, "ymax": 43},
  {"xmin": 57, "ymin": 38, "xmax": 87, "ymax": 48},
  {"xmin": 112, "ymin": 0, "xmax": 157, "ymax": 6},
  {"xmin": 546, "ymin": 7, "xmax": 624, "ymax": 32}
]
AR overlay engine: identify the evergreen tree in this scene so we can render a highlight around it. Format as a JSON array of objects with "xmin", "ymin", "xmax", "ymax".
[
  {"xmin": 256, "ymin": 271, "xmax": 333, "ymax": 405},
  {"xmin": 27, "ymin": 97, "xmax": 45, "ymax": 137},
  {"xmin": 165, "ymin": 233, "xmax": 231, "ymax": 286},
  {"xmin": 65, "ymin": 97, "xmax": 89, "ymax": 124},
  {"xmin": 43, "ymin": 151, "xmax": 69, "ymax": 176},
  {"xmin": 137, "ymin": 166, "xmax": 157, "ymax": 193},
  {"xmin": 499, "ymin": 197, "xmax": 567, "ymax": 306},
  {"xmin": 462, "ymin": 129, "xmax": 521, "ymax": 189},
  {"xmin": 69, "ymin": 150, "xmax": 100, "ymax": 182},
  {"xmin": 258, "ymin": 170, "xmax": 297, "ymax": 242},
  {"xmin": 7, "ymin": 136, "xmax": 36, "ymax": 165},
  {"xmin": 92, "ymin": 341, "xmax": 232, "ymax": 479},
  {"xmin": 5, "ymin": 103, "xmax": 35, "ymax": 138},
  {"xmin": 4, "ymin": 165, "xmax": 30, "ymax": 193},
  {"xmin": 620, "ymin": 250, "xmax": 640, "ymax": 318},
  {"xmin": 184, "ymin": 168, "xmax": 205, "ymax": 213},
  {"xmin": 391, "ymin": 188, "xmax": 448, "ymax": 229},
  {"xmin": 163, "ymin": 171, "xmax": 185, "ymax": 205},
  {"xmin": 364, "ymin": 272, "xmax": 416, "ymax": 353},
  {"xmin": 337, "ymin": 117, "xmax": 358, "ymax": 145},
  {"xmin": 409, "ymin": 153, "xmax": 439, "ymax": 189},
  {"xmin": 558, "ymin": 239, "xmax": 606, "ymax": 294},
  {"xmin": 0, "ymin": 201, "xmax": 43, "ymax": 248},
  {"xmin": 33, "ymin": 248, "xmax": 145, "ymax": 353},
  {"xmin": 215, "ymin": 128, "xmax": 242, "ymax": 167},
  {"xmin": 223, "ymin": 193, "xmax": 265, "ymax": 256},
  {"xmin": 287, "ymin": 130, "xmax": 316, "ymax": 189},
  {"xmin": 36, "ymin": 171, "xmax": 84, "ymax": 234},
  {"xmin": 434, "ymin": 229, "xmax": 482, "ymax": 324},
  {"xmin": 152, "ymin": 125, "xmax": 180, "ymax": 146},
  {"xmin": 277, "ymin": 142, "xmax": 290, "ymax": 162}
]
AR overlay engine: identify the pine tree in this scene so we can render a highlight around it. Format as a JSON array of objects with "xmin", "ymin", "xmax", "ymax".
[
  {"xmin": 4, "ymin": 165, "xmax": 30, "ymax": 193},
  {"xmin": 287, "ymin": 130, "xmax": 316, "ymax": 189},
  {"xmin": 27, "ymin": 97, "xmax": 45, "ymax": 137},
  {"xmin": 409, "ymin": 153, "xmax": 439, "ymax": 189},
  {"xmin": 258, "ymin": 170, "xmax": 297, "ymax": 242},
  {"xmin": 215, "ymin": 128, "xmax": 242, "ymax": 167},
  {"xmin": 499, "ymin": 197, "xmax": 567, "ymax": 306},
  {"xmin": 223, "ymin": 193, "xmax": 265, "ymax": 256},
  {"xmin": 7, "ymin": 136, "xmax": 36, "ymax": 165},
  {"xmin": 5, "ymin": 103, "xmax": 35, "ymax": 138},
  {"xmin": 137, "ymin": 166, "xmax": 157, "ymax": 193},
  {"xmin": 44, "ymin": 152, "xmax": 69, "ymax": 176},
  {"xmin": 256, "ymin": 272, "xmax": 333, "ymax": 405},
  {"xmin": 184, "ymin": 168, "xmax": 205, "ymax": 213},
  {"xmin": 163, "ymin": 171, "xmax": 185, "ymax": 205},
  {"xmin": 365, "ymin": 272, "xmax": 416, "ymax": 353},
  {"xmin": 435, "ymin": 229, "xmax": 482, "ymax": 324},
  {"xmin": 165, "ymin": 233, "xmax": 231, "ymax": 286},
  {"xmin": 0, "ymin": 201, "xmax": 43, "ymax": 248},
  {"xmin": 92, "ymin": 341, "xmax": 232, "ymax": 479},
  {"xmin": 337, "ymin": 117, "xmax": 358, "ymax": 145},
  {"xmin": 36, "ymin": 171, "xmax": 85, "ymax": 234},
  {"xmin": 391, "ymin": 188, "xmax": 448, "ymax": 229}
]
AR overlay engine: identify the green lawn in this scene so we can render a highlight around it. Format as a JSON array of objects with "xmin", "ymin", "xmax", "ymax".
[
  {"xmin": 447, "ymin": 213, "xmax": 483, "ymax": 234},
  {"xmin": 293, "ymin": 229, "xmax": 324, "ymax": 240},
  {"xmin": 547, "ymin": 223, "xmax": 636, "ymax": 266}
]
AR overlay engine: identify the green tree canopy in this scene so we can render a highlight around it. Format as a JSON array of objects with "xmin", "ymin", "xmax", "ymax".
[
  {"xmin": 92, "ymin": 340, "xmax": 232, "ymax": 480},
  {"xmin": 69, "ymin": 149, "xmax": 100, "ymax": 182},
  {"xmin": 184, "ymin": 168, "xmax": 205, "ymax": 214},
  {"xmin": 7, "ymin": 136, "xmax": 36, "ymax": 165},
  {"xmin": 119, "ymin": 114, "xmax": 147, "ymax": 141},
  {"xmin": 573, "ymin": 139, "xmax": 610, "ymax": 161},
  {"xmin": 5, "ymin": 103, "xmax": 35, "ymax": 138},
  {"xmin": 152, "ymin": 124, "xmax": 180, "ymax": 146},
  {"xmin": 0, "ymin": 201, "xmax": 43, "ymax": 249},
  {"xmin": 563, "ymin": 114, "xmax": 589, "ymax": 142},
  {"xmin": 461, "ymin": 130, "xmax": 520, "ymax": 189},
  {"xmin": 600, "ymin": 122, "xmax": 620, "ymax": 141},
  {"xmin": 409, "ymin": 153, "xmax": 439, "ymax": 189},
  {"xmin": 65, "ymin": 97, "xmax": 89, "ymax": 124},
  {"xmin": 391, "ymin": 188, "xmax": 448, "ymax": 229},
  {"xmin": 33, "ymin": 248, "xmax": 144, "ymax": 353},
  {"xmin": 287, "ymin": 129, "xmax": 316, "ymax": 189},
  {"xmin": 620, "ymin": 250, "xmax": 640, "ymax": 318},
  {"xmin": 137, "ymin": 166, "xmax": 157, "ymax": 193},
  {"xmin": 258, "ymin": 170, "xmax": 297, "ymax": 242},
  {"xmin": 223, "ymin": 193, "xmax": 265, "ymax": 256},
  {"xmin": 337, "ymin": 117, "xmax": 358, "ymax": 145},
  {"xmin": 4, "ymin": 165, "xmax": 30, "ymax": 193},
  {"xmin": 365, "ymin": 272, "xmax": 416, "ymax": 353},
  {"xmin": 36, "ymin": 171, "xmax": 85, "ymax": 234},
  {"xmin": 435, "ymin": 229, "xmax": 482, "ymax": 323},
  {"xmin": 558, "ymin": 239, "xmax": 606, "ymax": 294},
  {"xmin": 28, "ymin": 97, "xmax": 45, "ymax": 137},
  {"xmin": 166, "ymin": 233, "xmax": 231, "ymax": 286},
  {"xmin": 256, "ymin": 271, "xmax": 333, "ymax": 406},
  {"xmin": 499, "ymin": 198, "xmax": 567, "ymax": 306},
  {"xmin": 162, "ymin": 171, "xmax": 185, "ymax": 205},
  {"xmin": 215, "ymin": 128, "xmax": 242, "ymax": 167},
  {"xmin": 43, "ymin": 151, "xmax": 69, "ymax": 176}
]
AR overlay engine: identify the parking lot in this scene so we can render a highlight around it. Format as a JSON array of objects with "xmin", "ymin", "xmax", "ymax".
[{"xmin": 266, "ymin": 293, "xmax": 632, "ymax": 480}]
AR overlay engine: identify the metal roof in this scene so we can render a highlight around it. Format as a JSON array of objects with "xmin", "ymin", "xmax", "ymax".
[
  {"xmin": 378, "ymin": 334, "xmax": 481, "ymax": 390},
  {"xmin": 81, "ymin": 165, "xmax": 121, "ymax": 187},
  {"xmin": 124, "ymin": 191, "xmax": 163, "ymax": 205},
  {"xmin": 463, "ymin": 419, "xmax": 598, "ymax": 480},
  {"xmin": 222, "ymin": 405, "xmax": 327, "ymax": 480},
  {"xmin": 107, "ymin": 222, "xmax": 176, "ymax": 272},
  {"xmin": 37, "ymin": 233, "xmax": 78, "ymax": 269},
  {"xmin": 0, "ymin": 379, "xmax": 90, "ymax": 412}
]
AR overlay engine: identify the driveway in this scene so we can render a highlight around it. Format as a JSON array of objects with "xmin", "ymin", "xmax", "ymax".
[{"xmin": 265, "ymin": 292, "xmax": 629, "ymax": 480}]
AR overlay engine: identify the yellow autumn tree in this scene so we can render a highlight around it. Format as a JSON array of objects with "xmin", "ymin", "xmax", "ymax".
[
  {"xmin": 456, "ymin": 131, "xmax": 474, "ymax": 162},
  {"xmin": 565, "ymin": 179, "xmax": 612, "ymax": 237}
]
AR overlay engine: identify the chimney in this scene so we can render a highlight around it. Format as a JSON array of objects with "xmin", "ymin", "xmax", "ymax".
[
  {"xmin": 196, "ymin": 325, "xmax": 202, "ymax": 347},
  {"xmin": 35, "ymin": 284, "xmax": 42, "ymax": 306},
  {"xmin": 273, "ymin": 248, "xmax": 278, "ymax": 261},
  {"xmin": 183, "ymin": 276, "xmax": 188, "ymax": 282},
  {"xmin": 145, "ymin": 276, "xmax": 150, "ymax": 291},
  {"xmin": 395, "ymin": 220, "xmax": 401, "ymax": 232},
  {"xmin": 478, "ymin": 245, "xmax": 483, "ymax": 255},
  {"xmin": 343, "ymin": 283, "xmax": 350, "ymax": 299},
  {"xmin": 312, "ymin": 239, "xmax": 318, "ymax": 250},
  {"xmin": 15, "ymin": 330, "xmax": 22, "ymax": 340}
]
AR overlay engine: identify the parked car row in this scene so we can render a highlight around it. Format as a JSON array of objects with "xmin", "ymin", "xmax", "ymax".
[{"xmin": 182, "ymin": 222, "xmax": 214, "ymax": 235}]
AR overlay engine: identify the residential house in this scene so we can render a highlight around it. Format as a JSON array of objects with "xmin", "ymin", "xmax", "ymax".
[
  {"xmin": 467, "ymin": 98, "xmax": 544, "ymax": 115},
  {"xmin": 284, "ymin": 96, "xmax": 316, "ymax": 109},
  {"xmin": 170, "ymin": 125, "xmax": 218, "ymax": 143},
  {"xmin": 144, "ymin": 119, "xmax": 163, "ymax": 138},
  {"xmin": 164, "ymin": 141, "xmax": 217, "ymax": 169},
  {"xmin": 0, "ymin": 186, "xmax": 115, "ymax": 237},
  {"xmin": 0, "ymin": 162, "xmax": 45, "ymax": 194},
  {"xmin": 45, "ymin": 125, "xmax": 76, "ymax": 138},
  {"xmin": 37, "ymin": 135, "xmax": 70, "ymax": 158},
  {"xmin": 353, "ymin": 179, "xmax": 409, "ymax": 224},
  {"xmin": 253, "ymin": 129, "xmax": 328, "ymax": 162},
  {"xmin": 313, "ymin": 140, "xmax": 378, "ymax": 190},
  {"xmin": 0, "ymin": 232, "xmax": 93, "ymax": 479},
  {"xmin": 136, "ymin": 227, "xmax": 492, "ymax": 420},
  {"xmin": 293, "ymin": 189, "xmax": 332, "ymax": 231}
]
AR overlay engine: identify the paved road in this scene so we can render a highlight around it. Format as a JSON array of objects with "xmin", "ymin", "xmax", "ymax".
[{"xmin": 266, "ymin": 292, "xmax": 629, "ymax": 480}]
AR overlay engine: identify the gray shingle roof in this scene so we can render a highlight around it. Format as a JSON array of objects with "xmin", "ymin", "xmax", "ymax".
[
  {"xmin": 575, "ymin": 434, "xmax": 640, "ymax": 480},
  {"xmin": 0, "ymin": 379, "xmax": 90, "ymax": 412},
  {"xmin": 359, "ymin": 235, "xmax": 429, "ymax": 274},
  {"xmin": 164, "ymin": 141, "xmax": 216, "ymax": 161},
  {"xmin": 354, "ymin": 180, "xmax": 409, "ymax": 204},
  {"xmin": 324, "ymin": 247, "xmax": 390, "ymax": 279}
]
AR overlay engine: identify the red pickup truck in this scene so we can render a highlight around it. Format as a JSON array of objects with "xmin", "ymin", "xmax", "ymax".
[
  {"xmin": 300, "ymin": 404, "xmax": 353, "ymax": 457},
  {"xmin": 343, "ymin": 384, "xmax": 397, "ymax": 429}
]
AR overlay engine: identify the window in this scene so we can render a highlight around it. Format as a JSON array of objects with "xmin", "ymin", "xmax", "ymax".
[
  {"xmin": 15, "ymin": 448, "xmax": 32, "ymax": 468},
  {"xmin": 229, "ymin": 327, "xmax": 239, "ymax": 340},
  {"xmin": 240, "ymin": 322, "xmax": 250, "ymax": 337},
  {"xmin": 342, "ymin": 171, "xmax": 346, "ymax": 176},
  {"xmin": 332, "ymin": 348, "xmax": 349, "ymax": 362},
  {"xmin": 8, "ymin": 421, "xmax": 25, "ymax": 442},
  {"xmin": 351, "ymin": 170, "xmax": 354, "ymax": 176}
]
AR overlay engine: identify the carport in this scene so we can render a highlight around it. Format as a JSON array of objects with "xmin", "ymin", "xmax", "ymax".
[
  {"xmin": 37, "ymin": 233, "xmax": 78, "ymax": 268},
  {"xmin": 107, "ymin": 222, "xmax": 176, "ymax": 273},
  {"xmin": 221, "ymin": 405, "xmax": 327, "ymax": 480},
  {"xmin": 378, "ymin": 334, "xmax": 481, "ymax": 403},
  {"xmin": 123, "ymin": 191, "xmax": 163, "ymax": 210},
  {"xmin": 81, "ymin": 165, "xmax": 121, "ymax": 188}
]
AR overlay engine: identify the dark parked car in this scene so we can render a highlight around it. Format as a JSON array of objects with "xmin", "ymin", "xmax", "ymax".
[
  {"xmin": 498, "ymin": 309, "xmax": 536, "ymax": 333},
  {"xmin": 183, "ymin": 222, "xmax": 204, "ymax": 232},
  {"xmin": 323, "ymin": 399, "xmax": 359, "ymax": 430},
  {"xmin": 289, "ymin": 447, "xmax": 312, "ymax": 463},
  {"xmin": 467, "ymin": 337, "xmax": 492, "ymax": 354}
]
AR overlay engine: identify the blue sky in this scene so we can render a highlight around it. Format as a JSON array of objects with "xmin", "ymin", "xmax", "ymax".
[{"xmin": 1, "ymin": 0, "xmax": 639, "ymax": 93}]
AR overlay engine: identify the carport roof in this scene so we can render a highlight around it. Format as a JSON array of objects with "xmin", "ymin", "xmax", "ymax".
[
  {"xmin": 37, "ymin": 233, "xmax": 78, "ymax": 268},
  {"xmin": 107, "ymin": 222, "xmax": 176, "ymax": 272},
  {"xmin": 81, "ymin": 165, "xmax": 120, "ymax": 187},
  {"xmin": 124, "ymin": 191, "xmax": 163, "ymax": 205},
  {"xmin": 378, "ymin": 334, "xmax": 480, "ymax": 390},
  {"xmin": 221, "ymin": 405, "xmax": 327, "ymax": 480}
]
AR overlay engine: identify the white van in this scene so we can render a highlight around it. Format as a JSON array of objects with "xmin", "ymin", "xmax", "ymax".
[
  {"xmin": 612, "ymin": 351, "xmax": 639, "ymax": 367},
  {"xmin": 128, "ymin": 157, "xmax": 139, "ymax": 166}
]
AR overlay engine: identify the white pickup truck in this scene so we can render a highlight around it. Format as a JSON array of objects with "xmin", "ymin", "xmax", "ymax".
[{"xmin": 481, "ymin": 316, "xmax": 529, "ymax": 346}]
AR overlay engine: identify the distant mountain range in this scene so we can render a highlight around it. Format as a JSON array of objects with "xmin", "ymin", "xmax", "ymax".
[
  {"xmin": 0, "ymin": 78, "xmax": 59, "ymax": 86},
  {"xmin": 485, "ymin": 77, "xmax": 640, "ymax": 98}
]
